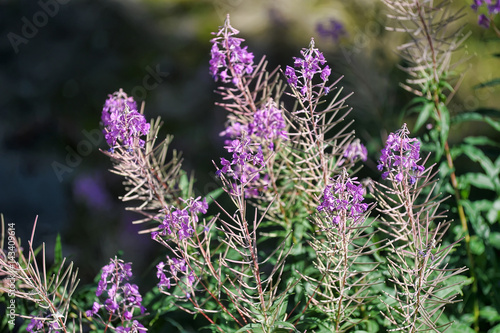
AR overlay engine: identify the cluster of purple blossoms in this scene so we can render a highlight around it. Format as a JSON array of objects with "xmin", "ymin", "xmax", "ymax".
[
  {"xmin": 377, "ymin": 124, "xmax": 425, "ymax": 184},
  {"xmin": 86, "ymin": 257, "xmax": 146, "ymax": 331},
  {"xmin": 101, "ymin": 89, "xmax": 150, "ymax": 151},
  {"xmin": 26, "ymin": 317, "xmax": 61, "ymax": 333},
  {"xmin": 285, "ymin": 38, "xmax": 331, "ymax": 97},
  {"xmin": 217, "ymin": 137, "xmax": 264, "ymax": 183},
  {"xmin": 247, "ymin": 103, "xmax": 288, "ymax": 150},
  {"xmin": 471, "ymin": 0, "xmax": 500, "ymax": 28},
  {"xmin": 152, "ymin": 197, "xmax": 208, "ymax": 241},
  {"xmin": 317, "ymin": 171, "xmax": 369, "ymax": 226},
  {"xmin": 156, "ymin": 256, "xmax": 196, "ymax": 297},
  {"xmin": 209, "ymin": 15, "xmax": 254, "ymax": 84},
  {"xmin": 340, "ymin": 139, "xmax": 368, "ymax": 165},
  {"xmin": 216, "ymin": 102, "xmax": 287, "ymax": 197},
  {"xmin": 316, "ymin": 19, "xmax": 347, "ymax": 42},
  {"xmin": 220, "ymin": 101, "xmax": 287, "ymax": 149}
]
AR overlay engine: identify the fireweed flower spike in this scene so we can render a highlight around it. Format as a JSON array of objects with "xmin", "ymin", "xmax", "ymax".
[
  {"xmin": 285, "ymin": 37, "xmax": 331, "ymax": 98},
  {"xmin": 216, "ymin": 100, "xmax": 287, "ymax": 197},
  {"xmin": 209, "ymin": 14, "xmax": 254, "ymax": 85},
  {"xmin": 377, "ymin": 123, "xmax": 425, "ymax": 184},
  {"xmin": 153, "ymin": 196, "xmax": 208, "ymax": 241},
  {"xmin": 316, "ymin": 18, "xmax": 347, "ymax": 42},
  {"xmin": 101, "ymin": 89, "xmax": 150, "ymax": 151},
  {"xmin": 317, "ymin": 169, "xmax": 369, "ymax": 226},
  {"xmin": 86, "ymin": 257, "xmax": 146, "ymax": 331}
]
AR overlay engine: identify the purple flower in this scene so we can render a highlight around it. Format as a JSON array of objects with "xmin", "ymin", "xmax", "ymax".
[
  {"xmin": 248, "ymin": 102, "xmax": 288, "ymax": 149},
  {"xmin": 158, "ymin": 206, "xmax": 194, "ymax": 240},
  {"xmin": 479, "ymin": 13, "xmax": 491, "ymax": 28},
  {"xmin": 377, "ymin": 123, "xmax": 425, "ymax": 184},
  {"xmin": 317, "ymin": 171, "xmax": 369, "ymax": 226},
  {"xmin": 341, "ymin": 139, "xmax": 368, "ymax": 164},
  {"xmin": 116, "ymin": 320, "xmax": 146, "ymax": 333},
  {"xmin": 27, "ymin": 318, "xmax": 44, "ymax": 333},
  {"xmin": 88, "ymin": 257, "xmax": 145, "ymax": 327},
  {"xmin": 101, "ymin": 89, "xmax": 150, "ymax": 150},
  {"xmin": 316, "ymin": 19, "xmax": 347, "ymax": 42},
  {"xmin": 73, "ymin": 173, "xmax": 112, "ymax": 211},
  {"xmin": 156, "ymin": 256, "xmax": 196, "ymax": 295},
  {"xmin": 216, "ymin": 100, "xmax": 286, "ymax": 197},
  {"xmin": 285, "ymin": 38, "xmax": 331, "ymax": 98},
  {"xmin": 210, "ymin": 15, "xmax": 254, "ymax": 84},
  {"xmin": 471, "ymin": 0, "xmax": 500, "ymax": 28}
]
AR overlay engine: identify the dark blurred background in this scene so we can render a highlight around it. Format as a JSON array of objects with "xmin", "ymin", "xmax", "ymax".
[{"xmin": 0, "ymin": 0, "xmax": 497, "ymax": 296}]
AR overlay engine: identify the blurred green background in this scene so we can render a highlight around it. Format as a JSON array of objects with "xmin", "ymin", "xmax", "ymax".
[{"xmin": 1, "ymin": 0, "xmax": 499, "ymax": 330}]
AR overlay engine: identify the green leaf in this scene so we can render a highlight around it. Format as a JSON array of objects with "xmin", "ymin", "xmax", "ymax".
[
  {"xmin": 438, "ymin": 103, "xmax": 450, "ymax": 155},
  {"xmin": 470, "ymin": 235, "xmax": 485, "ymax": 255},
  {"xmin": 235, "ymin": 323, "xmax": 265, "ymax": 333},
  {"xmin": 487, "ymin": 200, "xmax": 500, "ymax": 224},
  {"xmin": 464, "ymin": 136, "xmax": 500, "ymax": 148},
  {"xmin": 205, "ymin": 187, "xmax": 223, "ymax": 206},
  {"xmin": 474, "ymin": 78, "xmax": 500, "ymax": 89},
  {"xmin": 447, "ymin": 322, "xmax": 476, "ymax": 333},
  {"xmin": 439, "ymin": 275, "xmax": 471, "ymax": 297},
  {"xmin": 489, "ymin": 233, "xmax": 500, "ymax": 249},
  {"xmin": 480, "ymin": 306, "xmax": 500, "ymax": 323},
  {"xmin": 54, "ymin": 233, "xmax": 62, "ymax": 265},
  {"xmin": 451, "ymin": 110, "xmax": 500, "ymax": 132},
  {"xmin": 453, "ymin": 144, "xmax": 497, "ymax": 178},
  {"xmin": 459, "ymin": 173, "xmax": 495, "ymax": 191},
  {"xmin": 463, "ymin": 200, "xmax": 490, "ymax": 239},
  {"xmin": 414, "ymin": 101, "xmax": 434, "ymax": 132},
  {"xmin": 489, "ymin": 323, "xmax": 500, "ymax": 333}
]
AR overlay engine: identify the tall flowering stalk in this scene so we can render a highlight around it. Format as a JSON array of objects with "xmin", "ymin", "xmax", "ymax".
[
  {"xmin": 86, "ymin": 257, "xmax": 146, "ymax": 332},
  {"xmin": 100, "ymin": 90, "xmax": 189, "ymax": 233},
  {"xmin": 301, "ymin": 169, "xmax": 380, "ymax": 332},
  {"xmin": 374, "ymin": 124, "xmax": 466, "ymax": 331},
  {"xmin": 382, "ymin": 0, "xmax": 477, "ymax": 328}
]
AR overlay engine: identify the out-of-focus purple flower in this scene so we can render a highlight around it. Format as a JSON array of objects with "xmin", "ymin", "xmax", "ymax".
[
  {"xmin": 116, "ymin": 320, "xmax": 147, "ymax": 333},
  {"xmin": 285, "ymin": 38, "xmax": 331, "ymax": 98},
  {"xmin": 73, "ymin": 173, "xmax": 112, "ymax": 211},
  {"xmin": 210, "ymin": 15, "xmax": 254, "ymax": 84},
  {"xmin": 316, "ymin": 19, "xmax": 347, "ymax": 42},
  {"xmin": 471, "ymin": 0, "xmax": 500, "ymax": 28},
  {"xmin": 377, "ymin": 123, "xmax": 425, "ymax": 184},
  {"xmin": 317, "ymin": 170, "xmax": 369, "ymax": 226},
  {"xmin": 88, "ymin": 257, "xmax": 145, "ymax": 326},
  {"xmin": 26, "ymin": 318, "xmax": 44, "ymax": 333},
  {"xmin": 101, "ymin": 89, "xmax": 150, "ymax": 150},
  {"xmin": 479, "ymin": 13, "xmax": 491, "ymax": 27},
  {"xmin": 341, "ymin": 139, "xmax": 368, "ymax": 165},
  {"xmin": 26, "ymin": 315, "xmax": 64, "ymax": 332}
]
